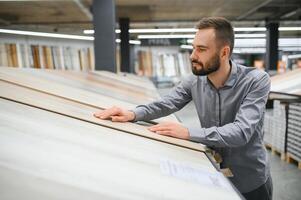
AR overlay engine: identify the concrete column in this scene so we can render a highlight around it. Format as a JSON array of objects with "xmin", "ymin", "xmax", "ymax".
[
  {"xmin": 92, "ymin": 0, "xmax": 116, "ymax": 72},
  {"xmin": 119, "ymin": 18, "xmax": 130, "ymax": 72},
  {"xmin": 265, "ymin": 22, "xmax": 279, "ymax": 72}
]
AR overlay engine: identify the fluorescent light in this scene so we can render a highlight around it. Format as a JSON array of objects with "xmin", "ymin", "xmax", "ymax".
[
  {"xmin": 84, "ymin": 26, "xmax": 301, "ymax": 35},
  {"xmin": 278, "ymin": 27, "xmax": 301, "ymax": 31},
  {"xmin": 129, "ymin": 40, "xmax": 141, "ymax": 45},
  {"xmin": 180, "ymin": 45, "xmax": 193, "ymax": 49},
  {"xmin": 279, "ymin": 38, "xmax": 301, "ymax": 47},
  {"xmin": 179, "ymin": 34, "xmax": 266, "ymax": 42},
  {"xmin": 234, "ymin": 38, "xmax": 301, "ymax": 48},
  {"xmin": 233, "ymin": 48, "xmax": 266, "ymax": 54},
  {"xmin": 287, "ymin": 54, "xmax": 301, "ymax": 59},
  {"xmin": 137, "ymin": 33, "xmax": 266, "ymax": 40},
  {"xmin": 138, "ymin": 34, "xmax": 195, "ymax": 39},
  {"xmin": 83, "ymin": 29, "xmax": 94, "ymax": 34},
  {"xmin": 129, "ymin": 28, "xmax": 197, "ymax": 33},
  {"xmin": 83, "ymin": 29, "xmax": 121, "ymax": 34},
  {"xmin": 0, "ymin": 29, "xmax": 94, "ymax": 40},
  {"xmin": 234, "ymin": 27, "xmax": 266, "ymax": 31},
  {"xmin": 279, "ymin": 47, "xmax": 301, "ymax": 51},
  {"xmin": 235, "ymin": 39, "xmax": 266, "ymax": 48},
  {"xmin": 0, "ymin": 29, "xmax": 141, "ymax": 45},
  {"xmin": 235, "ymin": 33, "xmax": 266, "ymax": 38},
  {"xmin": 115, "ymin": 39, "xmax": 141, "ymax": 45}
]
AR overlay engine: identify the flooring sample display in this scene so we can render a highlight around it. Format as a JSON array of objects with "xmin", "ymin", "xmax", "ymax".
[
  {"xmin": 0, "ymin": 80, "xmax": 205, "ymax": 152},
  {"xmin": 270, "ymin": 68, "xmax": 301, "ymax": 96},
  {"xmin": 0, "ymin": 98, "xmax": 241, "ymax": 200},
  {"xmin": 0, "ymin": 67, "xmax": 177, "ymax": 122}
]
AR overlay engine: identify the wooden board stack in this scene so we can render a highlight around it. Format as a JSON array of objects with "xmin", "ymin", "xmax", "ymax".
[{"xmin": 0, "ymin": 67, "xmax": 242, "ymax": 199}]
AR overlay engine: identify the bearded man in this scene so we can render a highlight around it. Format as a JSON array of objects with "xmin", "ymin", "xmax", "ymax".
[{"xmin": 94, "ymin": 17, "xmax": 272, "ymax": 200}]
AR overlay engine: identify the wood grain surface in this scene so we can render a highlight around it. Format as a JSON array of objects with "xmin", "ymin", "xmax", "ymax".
[
  {"xmin": 0, "ymin": 80, "xmax": 205, "ymax": 152},
  {"xmin": 20, "ymin": 68, "xmax": 156, "ymax": 104},
  {"xmin": 270, "ymin": 68, "xmax": 301, "ymax": 95},
  {"xmin": 0, "ymin": 98, "xmax": 241, "ymax": 200},
  {"xmin": 0, "ymin": 67, "xmax": 177, "ymax": 122},
  {"xmin": 92, "ymin": 70, "xmax": 157, "ymax": 92}
]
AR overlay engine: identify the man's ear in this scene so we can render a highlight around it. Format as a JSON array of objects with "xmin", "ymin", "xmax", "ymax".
[{"xmin": 220, "ymin": 46, "xmax": 230, "ymax": 60}]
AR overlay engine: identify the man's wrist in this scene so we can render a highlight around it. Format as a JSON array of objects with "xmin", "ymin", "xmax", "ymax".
[{"xmin": 128, "ymin": 110, "xmax": 136, "ymax": 122}]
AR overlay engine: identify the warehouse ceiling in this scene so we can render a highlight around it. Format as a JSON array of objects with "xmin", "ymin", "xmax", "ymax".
[{"xmin": 0, "ymin": 0, "xmax": 300, "ymax": 36}]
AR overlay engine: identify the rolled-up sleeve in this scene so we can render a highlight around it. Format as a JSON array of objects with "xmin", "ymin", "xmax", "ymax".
[{"xmin": 189, "ymin": 73, "xmax": 271, "ymax": 147}]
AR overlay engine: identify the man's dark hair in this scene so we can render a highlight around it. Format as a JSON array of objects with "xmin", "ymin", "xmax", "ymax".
[{"xmin": 195, "ymin": 17, "xmax": 234, "ymax": 56}]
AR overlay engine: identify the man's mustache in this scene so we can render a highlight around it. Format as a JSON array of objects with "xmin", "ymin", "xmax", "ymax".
[{"xmin": 191, "ymin": 59, "xmax": 203, "ymax": 66}]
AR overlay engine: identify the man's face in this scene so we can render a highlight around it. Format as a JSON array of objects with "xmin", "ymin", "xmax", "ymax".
[{"xmin": 190, "ymin": 29, "xmax": 221, "ymax": 76}]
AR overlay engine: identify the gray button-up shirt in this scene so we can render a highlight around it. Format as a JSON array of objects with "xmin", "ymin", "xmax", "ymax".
[{"xmin": 133, "ymin": 61, "xmax": 271, "ymax": 193}]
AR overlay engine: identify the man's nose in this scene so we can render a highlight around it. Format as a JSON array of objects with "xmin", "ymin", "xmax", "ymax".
[{"xmin": 190, "ymin": 50, "xmax": 196, "ymax": 61}]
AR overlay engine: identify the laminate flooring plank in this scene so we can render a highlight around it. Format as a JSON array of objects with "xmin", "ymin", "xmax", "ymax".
[
  {"xmin": 0, "ymin": 80, "xmax": 205, "ymax": 152},
  {"xmin": 50, "ymin": 70, "xmax": 178, "ymax": 122},
  {"xmin": 119, "ymin": 72, "xmax": 157, "ymax": 87},
  {"xmin": 47, "ymin": 70, "xmax": 178, "ymax": 122},
  {"xmin": 19, "ymin": 68, "xmax": 156, "ymax": 104},
  {"xmin": 50, "ymin": 70, "xmax": 157, "ymax": 101},
  {"xmin": 270, "ymin": 68, "xmax": 301, "ymax": 95},
  {"xmin": 92, "ymin": 70, "xmax": 157, "ymax": 93},
  {"xmin": 46, "ymin": 70, "xmax": 178, "ymax": 122},
  {"xmin": 270, "ymin": 68, "xmax": 301, "ymax": 83},
  {"xmin": 0, "ymin": 67, "xmax": 177, "ymax": 122},
  {"xmin": 0, "ymin": 99, "xmax": 241, "ymax": 200},
  {"xmin": 95, "ymin": 70, "xmax": 157, "ymax": 91},
  {"xmin": 0, "ymin": 67, "xmax": 134, "ymax": 108}
]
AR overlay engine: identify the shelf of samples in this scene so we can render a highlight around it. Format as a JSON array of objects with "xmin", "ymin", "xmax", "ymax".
[{"xmin": 0, "ymin": 33, "xmax": 94, "ymax": 71}]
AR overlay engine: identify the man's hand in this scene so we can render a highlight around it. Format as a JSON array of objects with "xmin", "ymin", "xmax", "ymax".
[
  {"xmin": 93, "ymin": 106, "xmax": 135, "ymax": 122},
  {"xmin": 148, "ymin": 122, "xmax": 190, "ymax": 140}
]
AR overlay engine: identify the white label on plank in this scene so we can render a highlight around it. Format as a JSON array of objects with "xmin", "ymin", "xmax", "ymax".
[{"xmin": 160, "ymin": 159, "xmax": 232, "ymax": 191}]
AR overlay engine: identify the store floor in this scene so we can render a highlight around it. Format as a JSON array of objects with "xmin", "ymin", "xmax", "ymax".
[{"xmin": 158, "ymin": 87, "xmax": 301, "ymax": 200}]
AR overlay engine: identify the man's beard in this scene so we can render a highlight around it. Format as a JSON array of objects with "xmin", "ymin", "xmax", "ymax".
[{"xmin": 191, "ymin": 53, "xmax": 220, "ymax": 76}]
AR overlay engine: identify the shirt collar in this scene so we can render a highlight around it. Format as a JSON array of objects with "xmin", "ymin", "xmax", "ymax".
[
  {"xmin": 223, "ymin": 60, "xmax": 238, "ymax": 87},
  {"xmin": 204, "ymin": 60, "xmax": 238, "ymax": 88}
]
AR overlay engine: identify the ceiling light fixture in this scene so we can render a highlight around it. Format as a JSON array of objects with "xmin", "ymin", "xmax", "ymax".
[
  {"xmin": 234, "ymin": 27, "xmax": 267, "ymax": 31},
  {"xmin": 129, "ymin": 28, "xmax": 196, "ymax": 33},
  {"xmin": 138, "ymin": 34, "xmax": 195, "ymax": 39},
  {"xmin": 0, "ymin": 29, "xmax": 141, "ymax": 45},
  {"xmin": 115, "ymin": 39, "xmax": 141, "ymax": 45},
  {"xmin": 180, "ymin": 45, "xmax": 193, "ymax": 49},
  {"xmin": 84, "ymin": 26, "xmax": 301, "ymax": 35},
  {"xmin": 0, "ymin": 29, "xmax": 94, "ymax": 40},
  {"xmin": 278, "ymin": 27, "xmax": 301, "ymax": 31},
  {"xmin": 235, "ymin": 33, "xmax": 266, "ymax": 38}
]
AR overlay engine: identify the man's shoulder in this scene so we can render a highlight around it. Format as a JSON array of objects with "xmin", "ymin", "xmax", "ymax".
[
  {"xmin": 237, "ymin": 64, "xmax": 269, "ymax": 82},
  {"xmin": 180, "ymin": 73, "xmax": 198, "ymax": 86}
]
